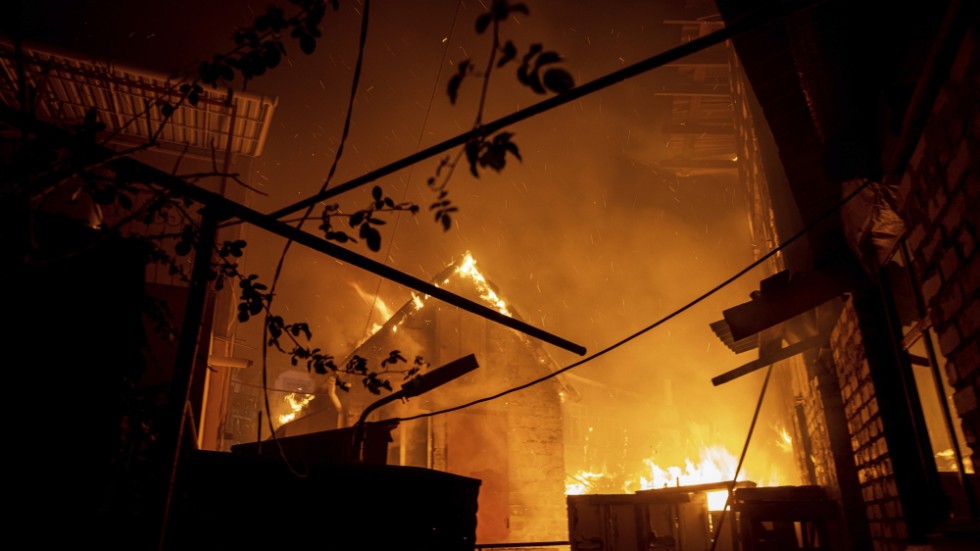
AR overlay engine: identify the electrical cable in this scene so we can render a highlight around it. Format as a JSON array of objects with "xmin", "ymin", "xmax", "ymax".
[
  {"xmin": 383, "ymin": 177, "xmax": 874, "ymax": 424},
  {"xmin": 356, "ymin": 0, "xmax": 464, "ymax": 346},
  {"xmin": 259, "ymin": 0, "xmax": 374, "ymax": 476}
]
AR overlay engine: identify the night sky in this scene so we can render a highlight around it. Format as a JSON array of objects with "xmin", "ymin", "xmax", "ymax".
[{"xmin": 16, "ymin": 0, "xmax": 797, "ymax": 482}]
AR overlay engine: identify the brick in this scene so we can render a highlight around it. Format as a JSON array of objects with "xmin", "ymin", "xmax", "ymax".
[
  {"xmin": 942, "ymin": 190, "xmax": 968, "ymax": 235},
  {"xmin": 953, "ymin": 384, "xmax": 977, "ymax": 415},
  {"xmin": 908, "ymin": 137, "xmax": 927, "ymax": 173},
  {"xmin": 907, "ymin": 223, "xmax": 927, "ymax": 252},
  {"xmin": 954, "ymin": 226, "xmax": 977, "ymax": 259},
  {"xmin": 963, "ymin": 255, "xmax": 980, "ymax": 296},
  {"xmin": 957, "ymin": 297, "xmax": 980, "ymax": 339},
  {"xmin": 897, "ymin": 171, "xmax": 914, "ymax": 209},
  {"xmin": 921, "ymin": 229, "xmax": 944, "ymax": 267},
  {"xmin": 941, "ymin": 247, "xmax": 962, "ymax": 281},
  {"xmin": 950, "ymin": 341, "xmax": 978, "ymax": 380},
  {"xmin": 947, "ymin": 139, "xmax": 971, "ymax": 192},
  {"xmin": 934, "ymin": 281, "xmax": 965, "ymax": 323},
  {"xmin": 938, "ymin": 325, "xmax": 963, "ymax": 357},
  {"xmin": 921, "ymin": 272, "xmax": 942, "ymax": 305}
]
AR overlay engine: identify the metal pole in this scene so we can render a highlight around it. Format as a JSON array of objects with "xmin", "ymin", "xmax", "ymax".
[{"xmin": 157, "ymin": 209, "xmax": 220, "ymax": 551}]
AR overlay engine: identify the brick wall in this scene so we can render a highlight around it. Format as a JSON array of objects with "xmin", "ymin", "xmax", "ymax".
[
  {"xmin": 487, "ymin": 326, "xmax": 568, "ymax": 542},
  {"xmin": 831, "ymin": 299, "xmax": 908, "ymax": 550},
  {"xmin": 895, "ymin": 25, "xmax": 980, "ymax": 470}
]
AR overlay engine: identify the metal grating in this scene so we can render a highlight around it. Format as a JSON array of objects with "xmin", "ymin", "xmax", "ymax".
[{"xmin": 0, "ymin": 40, "xmax": 277, "ymax": 157}]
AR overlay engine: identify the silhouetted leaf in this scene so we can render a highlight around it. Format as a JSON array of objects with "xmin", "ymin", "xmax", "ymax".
[
  {"xmin": 497, "ymin": 41, "xmax": 517, "ymax": 67},
  {"xmin": 544, "ymin": 68, "xmax": 574, "ymax": 94},
  {"xmin": 465, "ymin": 139, "xmax": 482, "ymax": 177},
  {"xmin": 299, "ymin": 33, "xmax": 316, "ymax": 54},
  {"xmin": 535, "ymin": 51, "xmax": 561, "ymax": 67},
  {"xmin": 476, "ymin": 13, "xmax": 492, "ymax": 34},
  {"xmin": 362, "ymin": 225, "xmax": 381, "ymax": 252},
  {"xmin": 448, "ymin": 73, "xmax": 463, "ymax": 105}
]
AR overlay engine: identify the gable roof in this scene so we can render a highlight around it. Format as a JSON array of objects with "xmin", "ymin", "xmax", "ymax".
[{"xmin": 279, "ymin": 252, "xmax": 579, "ymax": 434}]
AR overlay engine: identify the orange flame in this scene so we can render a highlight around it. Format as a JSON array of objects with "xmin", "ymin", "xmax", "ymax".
[{"xmin": 567, "ymin": 445, "xmax": 755, "ymax": 511}]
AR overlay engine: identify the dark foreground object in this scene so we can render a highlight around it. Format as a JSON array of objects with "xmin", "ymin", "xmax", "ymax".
[{"xmin": 166, "ymin": 450, "xmax": 480, "ymax": 550}]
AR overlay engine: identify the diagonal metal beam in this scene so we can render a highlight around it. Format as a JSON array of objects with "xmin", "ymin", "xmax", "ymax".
[
  {"xmin": 131, "ymin": 163, "xmax": 588, "ymax": 356},
  {"xmin": 2, "ymin": 103, "xmax": 585, "ymax": 355}
]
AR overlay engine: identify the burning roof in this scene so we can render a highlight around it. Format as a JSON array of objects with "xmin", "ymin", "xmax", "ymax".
[{"xmin": 278, "ymin": 251, "xmax": 577, "ymax": 434}]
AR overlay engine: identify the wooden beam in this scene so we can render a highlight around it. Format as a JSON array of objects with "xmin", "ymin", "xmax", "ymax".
[{"xmin": 711, "ymin": 335, "xmax": 824, "ymax": 386}]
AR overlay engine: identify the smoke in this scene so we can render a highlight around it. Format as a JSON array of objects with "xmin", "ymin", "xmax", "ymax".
[{"xmin": 28, "ymin": 0, "xmax": 801, "ymax": 487}]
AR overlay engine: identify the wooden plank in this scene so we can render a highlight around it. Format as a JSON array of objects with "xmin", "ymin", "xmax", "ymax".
[{"xmin": 711, "ymin": 335, "xmax": 823, "ymax": 386}]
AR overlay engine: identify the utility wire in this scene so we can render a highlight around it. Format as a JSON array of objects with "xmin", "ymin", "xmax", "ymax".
[
  {"xmin": 358, "ymin": 0, "xmax": 464, "ymax": 345},
  {"xmin": 384, "ymin": 177, "xmax": 873, "ymax": 424},
  {"xmin": 259, "ymin": 0, "xmax": 373, "ymax": 475}
]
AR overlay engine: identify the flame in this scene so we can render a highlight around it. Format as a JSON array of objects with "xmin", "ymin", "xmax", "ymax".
[
  {"xmin": 351, "ymin": 282, "xmax": 396, "ymax": 339},
  {"xmin": 775, "ymin": 424, "xmax": 793, "ymax": 453},
  {"xmin": 455, "ymin": 252, "xmax": 511, "ymax": 316},
  {"xmin": 566, "ymin": 470, "xmax": 607, "ymax": 495},
  {"xmin": 278, "ymin": 392, "xmax": 315, "ymax": 425},
  {"xmin": 567, "ymin": 445, "xmax": 753, "ymax": 511}
]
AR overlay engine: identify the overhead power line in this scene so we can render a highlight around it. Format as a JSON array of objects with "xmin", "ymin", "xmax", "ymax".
[{"xmin": 386, "ymin": 178, "xmax": 874, "ymax": 423}]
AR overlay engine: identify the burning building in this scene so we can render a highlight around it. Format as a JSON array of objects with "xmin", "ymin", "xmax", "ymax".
[{"xmin": 277, "ymin": 252, "xmax": 574, "ymax": 543}]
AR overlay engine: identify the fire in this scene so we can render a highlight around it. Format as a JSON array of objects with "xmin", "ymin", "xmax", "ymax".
[
  {"xmin": 455, "ymin": 252, "xmax": 511, "ymax": 316},
  {"xmin": 278, "ymin": 392, "xmax": 315, "ymax": 425},
  {"xmin": 566, "ymin": 470, "xmax": 608, "ymax": 496},
  {"xmin": 351, "ymin": 282, "xmax": 396, "ymax": 338},
  {"xmin": 567, "ymin": 445, "xmax": 751, "ymax": 511},
  {"xmin": 775, "ymin": 424, "xmax": 793, "ymax": 453}
]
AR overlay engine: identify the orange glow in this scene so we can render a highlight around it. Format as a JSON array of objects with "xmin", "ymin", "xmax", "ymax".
[
  {"xmin": 566, "ymin": 445, "xmax": 760, "ymax": 511},
  {"xmin": 775, "ymin": 424, "xmax": 793, "ymax": 453},
  {"xmin": 278, "ymin": 392, "xmax": 314, "ymax": 425},
  {"xmin": 455, "ymin": 252, "xmax": 510, "ymax": 316}
]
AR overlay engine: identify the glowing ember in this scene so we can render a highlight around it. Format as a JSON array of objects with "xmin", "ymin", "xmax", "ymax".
[
  {"xmin": 567, "ymin": 445, "xmax": 753, "ymax": 511},
  {"xmin": 278, "ymin": 392, "xmax": 315, "ymax": 425}
]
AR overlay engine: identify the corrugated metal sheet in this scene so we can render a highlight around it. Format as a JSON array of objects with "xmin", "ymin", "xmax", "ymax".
[{"xmin": 0, "ymin": 40, "xmax": 277, "ymax": 157}]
